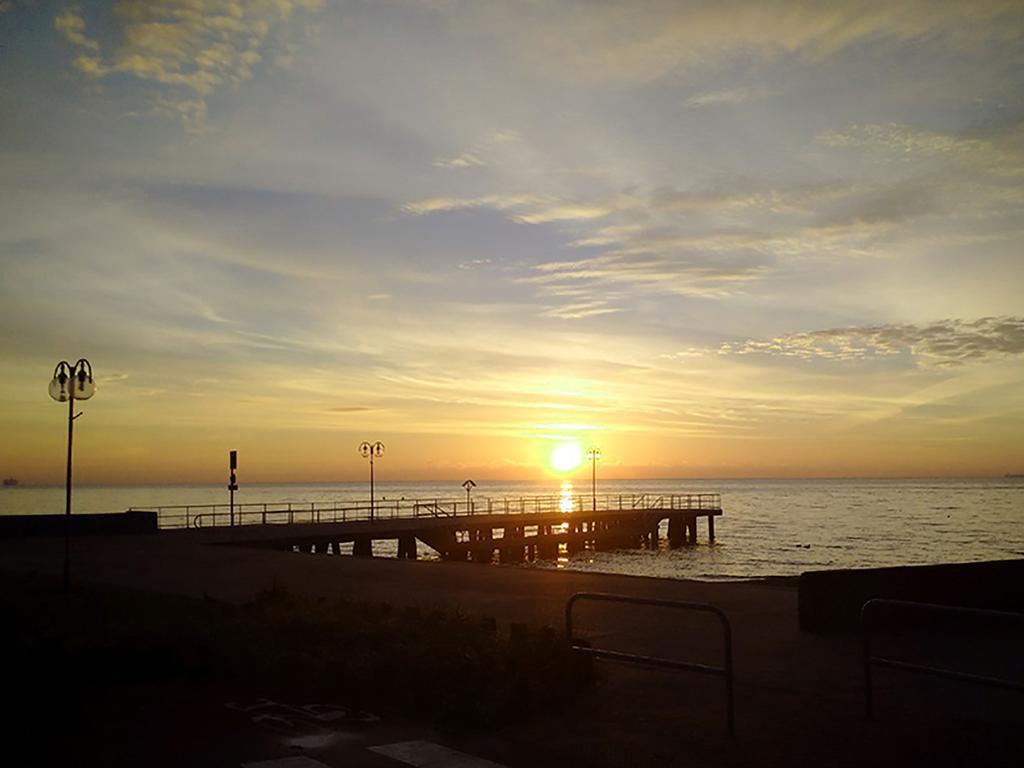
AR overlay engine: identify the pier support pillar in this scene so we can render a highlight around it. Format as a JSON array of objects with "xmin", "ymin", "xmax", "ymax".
[
  {"xmin": 668, "ymin": 514, "xmax": 685, "ymax": 548},
  {"xmin": 444, "ymin": 546, "xmax": 469, "ymax": 561},
  {"xmin": 707, "ymin": 515, "xmax": 715, "ymax": 543},
  {"xmin": 397, "ymin": 535, "xmax": 417, "ymax": 559},
  {"xmin": 501, "ymin": 546, "xmax": 525, "ymax": 564},
  {"xmin": 353, "ymin": 537, "xmax": 373, "ymax": 557},
  {"xmin": 668, "ymin": 514, "xmax": 698, "ymax": 547}
]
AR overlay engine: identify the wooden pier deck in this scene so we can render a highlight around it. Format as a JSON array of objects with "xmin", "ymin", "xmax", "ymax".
[{"xmin": 135, "ymin": 492, "xmax": 723, "ymax": 563}]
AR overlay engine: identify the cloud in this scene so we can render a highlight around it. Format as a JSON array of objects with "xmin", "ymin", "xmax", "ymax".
[
  {"xmin": 403, "ymin": 193, "xmax": 544, "ymax": 215},
  {"xmin": 403, "ymin": 174, "xmax": 951, "ymax": 315},
  {"xmin": 540, "ymin": 300, "xmax": 621, "ymax": 320},
  {"xmin": 715, "ymin": 317, "xmax": 1024, "ymax": 366},
  {"xmin": 432, "ymin": 151, "xmax": 484, "ymax": 169},
  {"xmin": 54, "ymin": 6, "xmax": 98, "ymax": 50},
  {"xmin": 812, "ymin": 180, "xmax": 940, "ymax": 228},
  {"xmin": 431, "ymin": 0, "xmax": 1023, "ymax": 85},
  {"xmin": 402, "ymin": 193, "xmax": 615, "ymax": 223},
  {"xmin": 409, "ymin": 174, "xmax": 945, "ymax": 256},
  {"xmin": 818, "ymin": 122, "xmax": 1024, "ymax": 176},
  {"xmin": 514, "ymin": 204, "xmax": 614, "ymax": 224},
  {"xmin": 648, "ymin": 180, "xmax": 862, "ymax": 215},
  {"xmin": 685, "ymin": 86, "xmax": 773, "ymax": 107},
  {"xmin": 530, "ymin": 250, "xmax": 767, "ymax": 301},
  {"xmin": 431, "ymin": 129, "xmax": 524, "ymax": 169},
  {"xmin": 54, "ymin": 0, "xmax": 324, "ymax": 133}
]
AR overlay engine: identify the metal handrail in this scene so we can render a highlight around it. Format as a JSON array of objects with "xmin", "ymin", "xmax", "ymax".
[
  {"xmin": 136, "ymin": 492, "xmax": 723, "ymax": 530},
  {"xmin": 862, "ymin": 598, "xmax": 1024, "ymax": 719},
  {"xmin": 566, "ymin": 592, "xmax": 734, "ymax": 736}
]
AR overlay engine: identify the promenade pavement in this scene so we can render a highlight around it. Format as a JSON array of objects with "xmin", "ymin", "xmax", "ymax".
[{"xmin": 2, "ymin": 529, "xmax": 1020, "ymax": 767}]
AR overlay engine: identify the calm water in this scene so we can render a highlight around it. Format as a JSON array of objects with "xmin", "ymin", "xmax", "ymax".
[{"xmin": 2, "ymin": 478, "xmax": 1022, "ymax": 580}]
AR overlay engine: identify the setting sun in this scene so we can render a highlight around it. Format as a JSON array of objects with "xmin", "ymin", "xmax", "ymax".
[{"xmin": 550, "ymin": 442, "xmax": 583, "ymax": 473}]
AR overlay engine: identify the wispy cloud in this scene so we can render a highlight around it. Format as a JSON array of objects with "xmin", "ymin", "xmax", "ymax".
[
  {"xmin": 685, "ymin": 86, "xmax": 773, "ymax": 107},
  {"xmin": 540, "ymin": 300, "xmax": 621, "ymax": 320},
  {"xmin": 403, "ymin": 193, "xmax": 543, "ymax": 215},
  {"xmin": 54, "ymin": 1, "xmax": 324, "ymax": 133},
  {"xmin": 439, "ymin": 0, "xmax": 1023, "ymax": 84},
  {"xmin": 818, "ymin": 122, "xmax": 1024, "ymax": 176},
  {"xmin": 403, "ymin": 174, "xmax": 958, "ymax": 316},
  {"xmin": 715, "ymin": 317, "xmax": 1024, "ymax": 366},
  {"xmin": 403, "ymin": 193, "xmax": 614, "ymax": 223},
  {"xmin": 530, "ymin": 251, "xmax": 767, "ymax": 301},
  {"xmin": 432, "ymin": 151, "xmax": 484, "ymax": 169},
  {"xmin": 432, "ymin": 129, "xmax": 523, "ymax": 169},
  {"xmin": 53, "ymin": 6, "xmax": 98, "ymax": 50}
]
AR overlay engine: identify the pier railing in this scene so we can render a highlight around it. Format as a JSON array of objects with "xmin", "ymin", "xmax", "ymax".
[{"xmin": 132, "ymin": 492, "xmax": 722, "ymax": 530}]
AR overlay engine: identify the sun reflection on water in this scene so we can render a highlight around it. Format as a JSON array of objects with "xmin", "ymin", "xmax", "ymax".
[
  {"xmin": 559, "ymin": 481, "xmax": 574, "ymax": 513},
  {"xmin": 555, "ymin": 481, "xmax": 574, "ymax": 567}
]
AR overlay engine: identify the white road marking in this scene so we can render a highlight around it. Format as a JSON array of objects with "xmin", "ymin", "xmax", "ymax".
[
  {"xmin": 242, "ymin": 757, "xmax": 331, "ymax": 768},
  {"xmin": 370, "ymin": 739, "xmax": 507, "ymax": 767}
]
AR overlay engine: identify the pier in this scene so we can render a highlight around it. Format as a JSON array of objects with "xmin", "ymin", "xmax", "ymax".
[{"xmin": 133, "ymin": 492, "xmax": 723, "ymax": 562}]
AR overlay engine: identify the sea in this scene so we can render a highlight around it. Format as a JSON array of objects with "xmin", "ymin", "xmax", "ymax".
[{"xmin": 2, "ymin": 478, "xmax": 1022, "ymax": 581}]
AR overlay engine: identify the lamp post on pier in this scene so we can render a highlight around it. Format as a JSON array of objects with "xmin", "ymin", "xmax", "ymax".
[
  {"xmin": 587, "ymin": 448, "xmax": 601, "ymax": 512},
  {"xmin": 48, "ymin": 358, "xmax": 95, "ymax": 593},
  {"xmin": 359, "ymin": 441, "xmax": 385, "ymax": 522},
  {"xmin": 462, "ymin": 479, "xmax": 476, "ymax": 510}
]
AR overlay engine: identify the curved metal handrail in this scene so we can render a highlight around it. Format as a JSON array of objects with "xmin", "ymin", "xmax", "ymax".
[
  {"xmin": 566, "ymin": 592, "xmax": 734, "ymax": 736},
  {"xmin": 862, "ymin": 598, "xmax": 1024, "ymax": 719}
]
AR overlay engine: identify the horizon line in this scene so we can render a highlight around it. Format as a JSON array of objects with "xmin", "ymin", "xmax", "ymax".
[{"xmin": 6, "ymin": 473, "xmax": 1019, "ymax": 489}]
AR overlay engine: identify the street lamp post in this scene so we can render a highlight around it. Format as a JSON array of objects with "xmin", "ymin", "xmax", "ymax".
[
  {"xmin": 359, "ymin": 441, "xmax": 385, "ymax": 522},
  {"xmin": 48, "ymin": 359, "xmax": 95, "ymax": 593},
  {"xmin": 462, "ymin": 479, "xmax": 476, "ymax": 510},
  {"xmin": 587, "ymin": 448, "xmax": 601, "ymax": 512}
]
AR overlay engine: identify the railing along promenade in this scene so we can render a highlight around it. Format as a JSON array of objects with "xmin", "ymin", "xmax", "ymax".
[{"xmin": 132, "ymin": 493, "xmax": 722, "ymax": 531}]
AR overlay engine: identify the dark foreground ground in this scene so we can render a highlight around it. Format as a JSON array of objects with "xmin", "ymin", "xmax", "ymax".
[{"xmin": 1, "ymin": 529, "xmax": 1022, "ymax": 767}]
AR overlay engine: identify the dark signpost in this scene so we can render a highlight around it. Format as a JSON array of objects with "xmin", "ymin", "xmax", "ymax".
[
  {"xmin": 228, "ymin": 450, "xmax": 238, "ymax": 526},
  {"xmin": 587, "ymin": 448, "xmax": 601, "ymax": 511}
]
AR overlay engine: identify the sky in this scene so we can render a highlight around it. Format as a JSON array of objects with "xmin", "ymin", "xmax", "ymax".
[{"xmin": 0, "ymin": 0, "xmax": 1022, "ymax": 485}]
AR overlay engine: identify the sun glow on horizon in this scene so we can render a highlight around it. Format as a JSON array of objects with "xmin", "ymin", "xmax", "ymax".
[{"xmin": 550, "ymin": 442, "xmax": 583, "ymax": 473}]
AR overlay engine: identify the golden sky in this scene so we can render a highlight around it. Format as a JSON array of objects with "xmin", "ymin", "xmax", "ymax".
[{"xmin": 1, "ymin": 1, "xmax": 1022, "ymax": 484}]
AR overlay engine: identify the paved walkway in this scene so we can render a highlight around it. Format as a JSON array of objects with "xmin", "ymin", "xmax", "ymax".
[{"xmin": 2, "ymin": 531, "xmax": 1021, "ymax": 766}]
